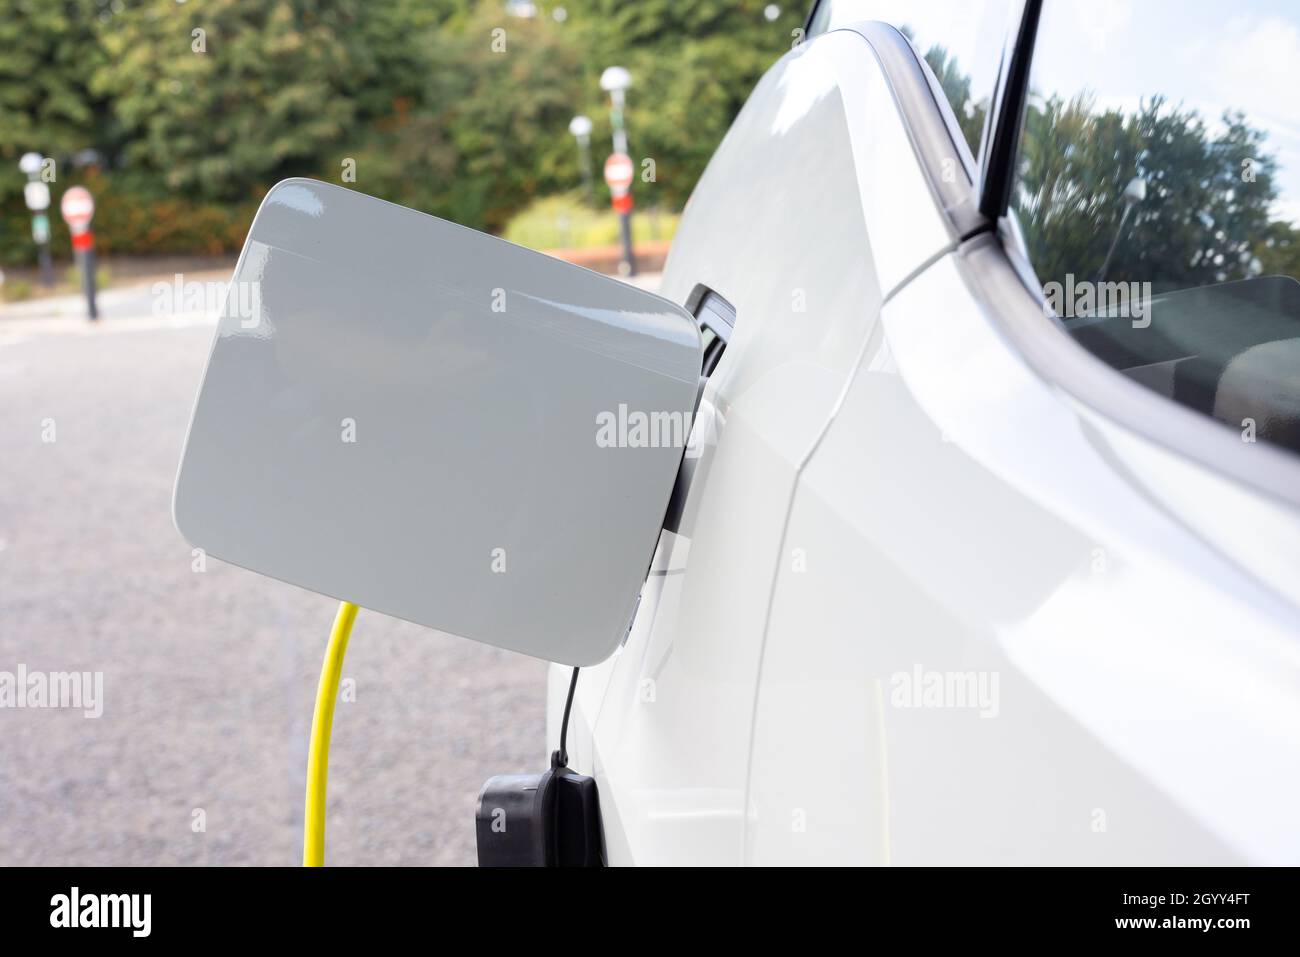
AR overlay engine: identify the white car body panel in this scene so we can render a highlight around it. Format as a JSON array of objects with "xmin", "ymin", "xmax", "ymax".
[
  {"xmin": 549, "ymin": 23, "xmax": 1300, "ymax": 865},
  {"xmin": 750, "ymin": 247, "xmax": 1300, "ymax": 864}
]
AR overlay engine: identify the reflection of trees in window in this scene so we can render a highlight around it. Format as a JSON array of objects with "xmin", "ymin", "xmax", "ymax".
[
  {"xmin": 922, "ymin": 44, "xmax": 987, "ymax": 155},
  {"xmin": 1015, "ymin": 93, "xmax": 1300, "ymax": 291},
  {"xmin": 898, "ymin": 26, "xmax": 989, "ymax": 156}
]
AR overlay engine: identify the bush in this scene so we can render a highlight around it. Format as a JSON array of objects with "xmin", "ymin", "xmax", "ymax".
[
  {"xmin": 503, "ymin": 193, "xmax": 678, "ymax": 250},
  {"xmin": 1, "ymin": 277, "xmax": 33, "ymax": 301},
  {"xmin": 63, "ymin": 263, "xmax": 110, "ymax": 290},
  {"xmin": 0, "ymin": 169, "xmax": 260, "ymax": 264}
]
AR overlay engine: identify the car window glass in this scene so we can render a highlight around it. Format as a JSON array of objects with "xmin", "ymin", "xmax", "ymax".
[{"xmin": 1013, "ymin": 0, "xmax": 1300, "ymax": 455}]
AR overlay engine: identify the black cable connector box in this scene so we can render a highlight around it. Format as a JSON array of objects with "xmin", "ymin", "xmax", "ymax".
[{"xmin": 475, "ymin": 759, "xmax": 603, "ymax": 867}]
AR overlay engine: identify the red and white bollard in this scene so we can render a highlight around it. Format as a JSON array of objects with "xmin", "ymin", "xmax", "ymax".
[
  {"xmin": 60, "ymin": 186, "xmax": 98, "ymax": 321},
  {"xmin": 604, "ymin": 152, "xmax": 637, "ymax": 277}
]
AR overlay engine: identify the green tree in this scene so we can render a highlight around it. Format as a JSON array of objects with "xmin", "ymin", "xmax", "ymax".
[
  {"xmin": 90, "ymin": 1, "xmax": 369, "ymax": 201},
  {"xmin": 1255, "ymin": 219, "xmax": 1300, "ymax": 278},
  {"xmin": 921, "ymin": 43, "xmax": 985, "ymax": 156},
  {"xmin": 563, "ymin": 0, "xmax": 804, "ymax": 210},
  {"xmin": 0, "ymin": 0, "xmax": 107, "ymax": 200},
  {"xmin": 350, "ymin": 0, "xmax": 802, "ymax": 226},
  {"xmin": 0, "ymin": 0, "xmax": 115, "ymax": 262},
  {"xmin": 1015, "ymin": 95, "xmax": 1279, "ymax": 290},
  {"xmin": 0, "ymin": 0, "xmax": 804, "ymax": 260}
]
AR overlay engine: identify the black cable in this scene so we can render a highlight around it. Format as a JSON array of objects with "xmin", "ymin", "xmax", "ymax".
[{"xmin": 553, "ymin": 666, "xmax": 580, "ymax": 768}]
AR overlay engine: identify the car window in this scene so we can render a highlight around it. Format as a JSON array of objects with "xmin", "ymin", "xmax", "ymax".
[
  {"xmin": 806, "ymin": 0, "xmax": 1012, "ymax": 158},
  {"xmin": 1012, "ymin": 0, "xmax": 1300, "ymax": 455}
]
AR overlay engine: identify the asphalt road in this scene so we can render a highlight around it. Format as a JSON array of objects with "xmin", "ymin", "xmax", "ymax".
[{"xmin": 0, "ymin": 284, "xmax": 569, "ymax": 866}]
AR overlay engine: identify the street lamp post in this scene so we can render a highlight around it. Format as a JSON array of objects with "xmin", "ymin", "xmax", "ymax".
[
  {"xmin": 1098, "ymin": 175, "xmax": 1146, "ymax": 283},
  {"xmin": 19, "ymin": 152, "xmax": 55, "ymax": 287},
  {"xmin": 599, "ymin": 66, "xmax": 636, "ymax": 276},
  {"xmin": 568, "ymin": 114, "xmax": 594, "ymax": 205},
  {"xmin": 600, "ymin": 66, "xmax": 631, "ymax": 155}
]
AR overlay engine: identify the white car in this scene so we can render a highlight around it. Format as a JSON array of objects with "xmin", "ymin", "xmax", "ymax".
[
  {"xmin": 176, "ymin": 0, "xmax": 1300, "ymax": 867},
  {"xmin": 547, "ymin": 0, "xmax": 1300, "ymax": 866}
]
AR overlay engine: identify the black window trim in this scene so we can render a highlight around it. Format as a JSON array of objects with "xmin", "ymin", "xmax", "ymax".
[
  {"xmin": 802, "ymin": 0, "xmax": 819, "ymax": 36},
  {"xmin": 977, "ymin": 0, "xmax": 1041, "ymax": 219}
]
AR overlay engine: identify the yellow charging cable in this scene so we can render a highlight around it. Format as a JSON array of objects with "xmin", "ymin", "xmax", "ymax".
[{"xmin": 303, "ymin": 601, "xmax": 359, "ymax": 866}]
